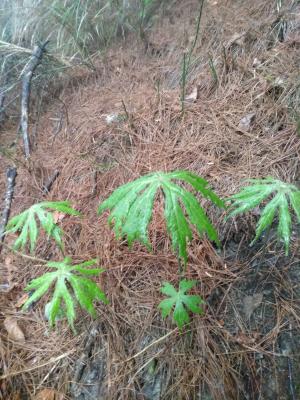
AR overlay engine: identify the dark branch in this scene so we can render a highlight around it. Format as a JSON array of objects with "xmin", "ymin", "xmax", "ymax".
[
  {"xmin": 0, "ymin": 89, "xmax": 6, "ymax": 126},
  {"xmin": 21, "ymin": 41, "xmax": 49, "ymax": 159},
  {"xmin": 42, "ymin": 170, "xmax": 60, "ymax": 194},
  {"xmin": 0, "ymin": 167, "xmax": 17, "ymax": 252}
]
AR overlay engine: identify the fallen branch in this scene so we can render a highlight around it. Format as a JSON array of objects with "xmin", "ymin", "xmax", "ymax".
[
  {"xmin": 42, "ymin": 170, "xmax": 60, "ymax": 194},
  {"xmin": 21, "ymin": 41, "xmax": 49, "ymax": 158},
  {"xmin": 0, "ymin": 167, "xmax": 17, "ymax": 253},
  {"xmin": 0, "ymin": 59, "xmax": 10, "ymax": 127},
  {"xmin": 1, "ymin": 242, "xmax": 47, "ymax": 264},
  {"xmin": 0, "ymin": 88, "xmax": 5, "ymax": 125},
  {"xmin": 71, "ymin": 324, "xmax": 99, "ymax": 397}
]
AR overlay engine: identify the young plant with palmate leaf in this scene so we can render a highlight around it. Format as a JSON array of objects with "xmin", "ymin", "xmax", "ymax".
[
  {"xmin": 159, "ymin": 280, "xmax": 204, "ymax": 329},
  {"xmin": 23, "ymin": 257, "xmax": 108, "ymax": 332},
  {"xmin": 98, "ymin": 170, "xmax": 224, "ymax": 328},
  {"xmin": 6, "ymin": 201, "xmax": 108, "ymax": 331},
  {"xmin": 228, "ymin": 177, "xmax": 300, "ymax": 255},
  {"xmin": 5, "ymin": 201, "xmax": 80, "ymax": 253}
]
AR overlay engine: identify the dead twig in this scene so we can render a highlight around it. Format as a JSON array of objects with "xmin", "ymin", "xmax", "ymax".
[
  {"xmin": 0, "ymin": 349, "xmax": 75, "ymax": 380},
  {"xmin": 0, "ymin": 88, "xmax": 5, "ymax": 126},
  {"xmin": 71, "ymin": 324, "xmax": 99, "ymax": 397},
  {"xmin": 42, "ymin": 170, "xmax": 60, "ymax": 194},
  {"xmin": 0, "ymin": 167, "xmax": 17, "ymax": 253},
  {"xmin": 1, "ymin": 242, "xmax": 47, "ymax": 264},
  {"xmin": 122, "ymin": 328, "xmax": 177, "ymax": 363},
  {"xmin": 21, "ymin": 41, "xmax": 49, "ymax": 159}
]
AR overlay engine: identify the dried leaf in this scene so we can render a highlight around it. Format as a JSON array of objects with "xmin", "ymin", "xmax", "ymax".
[
  {"xmin": 34, "ymin": 388, "xmax": 64, "ymax": 400},
  {"xmin": 52, "ymin": 211, "xmax": 66, "ymax": 224},
  {"xmin": 227, "ymin": 32, "xmax": 246, "ymax": 48},
  {"xmin": 243, "ymin": 293, "xmax": 263, "ymax": 319},
  {"xmin": 4, "ymin": 256, "xmax": 13, "ymax": 268},
  {"xmin": 15, "ymin": 293, "xmax": 29, "ymax": 309},
  {"xmin": 11, "ymin": 393, "xmax": 21, "ymax": 400},
  {"xmin": 234, "ymin": 331, "xmax": 260, "ymax": 345},
  {"xmin": 3, "ymin": 317, "xmax": 25, "ymax": 342}
]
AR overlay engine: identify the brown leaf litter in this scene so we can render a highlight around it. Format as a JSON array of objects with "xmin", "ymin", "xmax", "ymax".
[{"xmin": 0, "ymin": 0, "xmax": 300, "ymax": 398}]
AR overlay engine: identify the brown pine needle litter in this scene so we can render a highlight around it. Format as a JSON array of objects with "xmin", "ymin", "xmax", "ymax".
[{"xmin": 1, "ymin": 0, "xmax": 300, "ymax": 398}]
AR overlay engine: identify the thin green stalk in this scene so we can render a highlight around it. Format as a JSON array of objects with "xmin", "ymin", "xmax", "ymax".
[
  {"xmin": 178, "ymin": 257, "xmax": 184, "ymax": 278},
  {"xmin": 186, "ymin": 0, "xmax": 204, "ymax": 73},
  {"xmin": 181, "ymin": 51, "xmax": 187, "ymax": 113},
  {"xmin": 208, "ymin": 55, "xmax": 218, "ymax": 86},
  {"xmin": 180, "ymin": 0, "xmax": 204, "ymax": 112}
]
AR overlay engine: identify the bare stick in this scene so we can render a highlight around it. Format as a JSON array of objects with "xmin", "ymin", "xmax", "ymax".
[
  {"xmin": 0, "ymin": 88, "xmax": 5, "ymax": 125},
  {"xmin": 2, "ymin": 243, "xmax": 47, "ymax": 263},
  {"xmin": 0, "ymin": 58, "xmax": 10, "ymax": 126},
  {"xmin": 0, "ymin": 167, "xmax": 17, "ymax": 252},
  {"xmin": 71, "ymin": 324, "xmax": 99, "ymax": 397},
  {"xmin": 42, "ymin": 170, "xmax": 60, "ymax": 194},
  {"xmin": 21, "ymin": 41, "xmax": 49, "ymax": 159}
]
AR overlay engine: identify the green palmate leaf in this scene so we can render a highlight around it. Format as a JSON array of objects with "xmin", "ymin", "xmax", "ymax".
[
  {"xmin": 123, "ymin": 182, "xmax": 159, "ymax": 247},
  {"xmin": 23, "ymin": 257, "xmax": 108, "ymax": 330},
  {"xmin": 278, "ymin": 194, "xmax": 291, "ymax": 253},
  {"xmin": 168, "ymin": 170, "xmax": 224, "ymax": 208},
  {"xmin": 158, "ymin": 279, "xmax": 204, "ymax": 329},
  {"xmin": 42, "ymin": 201, "xmax": 81, "ymax": 215},
  {"xmin": 228, "ymin": 178, "xmax": 300, "ymax": 255},
  {"xmin": 251, "ymin": 195, "xmax": 279, "ymax": 244},
  {"xmin": 98, "ymin": 171, "xmax": 224, "ymax": 264},
  {"xmin": 5, "ymin": 201, "xmax": 80, "ymax": 253},
  {"xmin": 290, "ymin": 191, "xmax": 300, "ymax": 223}
]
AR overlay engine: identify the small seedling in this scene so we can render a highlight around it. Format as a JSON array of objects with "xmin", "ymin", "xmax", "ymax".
[
  {"xmin": 208, "ymin": 55, "xmax": 218, "ymax": 86},
  {"xmin": 181, "ymin": 0, "xmax": 205, "ymax": 112},
  {"xmin": 5, "ymin": 201, "xmax": 80, "ymax": 253},
  {"xmin": 228, "ymin": 177, "xmax": 300, "ymax": 254},
  {"xmin": 158, "ymin": 279, "xmax": 204, "ymax": 329},
  {"xmin": 23, "ymin": 257, "xmax": 108, "ymax": 330},
  {"xmin": 98, "ymin": 170, "xmax": 224, "ymax": 264}
]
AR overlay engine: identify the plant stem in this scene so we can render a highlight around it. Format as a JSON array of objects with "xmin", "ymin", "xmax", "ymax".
[
  {"xmin": 181, "ymin": 0, "xmax": 204, "ymax": 113},
  {"xmin": 186, "ymin": 0, "xmax": 204, "ymax": 72},
  {"xmin": 0, "ymin": 167, "xmax": 17, "ymax": 252},
  {"xmin": 181, "ymin": 51, "xmax": 187, "ymax": 113},
  {"xmin": 2, "ymin": 243, "xmax": 47, "ymax": 263},
  {"xmin": 208, "ymin": 55, "xmax": 218, "ymax": 86}
]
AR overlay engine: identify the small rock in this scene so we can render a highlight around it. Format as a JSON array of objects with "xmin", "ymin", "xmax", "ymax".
[
  {"xmin": 273, "ymin": 76, "xmax": 285, "ymax": 87},
  {"xmin": 238, "ymin": 113, "xmax": 256, "ymax": 132},
  {"xmin": 252, "ymin": 58, "xmax": 262, "ymax": 68},
  {"xmin": 104, "ymin": 113, "xmax": 125, "ymax": 125}
]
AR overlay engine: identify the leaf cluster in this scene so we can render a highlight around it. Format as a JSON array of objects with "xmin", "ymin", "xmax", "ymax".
[
  {"xmin": 23, "ymin": 257, "xmax": 108, "ymax": 330},
  {"xmin": 158, "ymin": 279, "xmax": 204, "ymax": 329},
  {"xmin": 98, "ymin": 171, "xmax": 224, "ymax": 264},
  {"xmin": 228, "ymin": 178, "xmax": 300, "ymax": 254},
  {"xmin": 5, "ymin": 201, "xmax": 80, "ymax": 253}
]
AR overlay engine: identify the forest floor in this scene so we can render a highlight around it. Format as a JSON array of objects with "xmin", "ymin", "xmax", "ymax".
[{"xmin": 1, "ymin": 0, "xmax": 300, "ymax": 399}]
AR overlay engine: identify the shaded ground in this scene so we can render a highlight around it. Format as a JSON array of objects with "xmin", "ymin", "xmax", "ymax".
[{"xmin": 1, "ymin": 0, "xmax": 300, "ymax": 398}]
